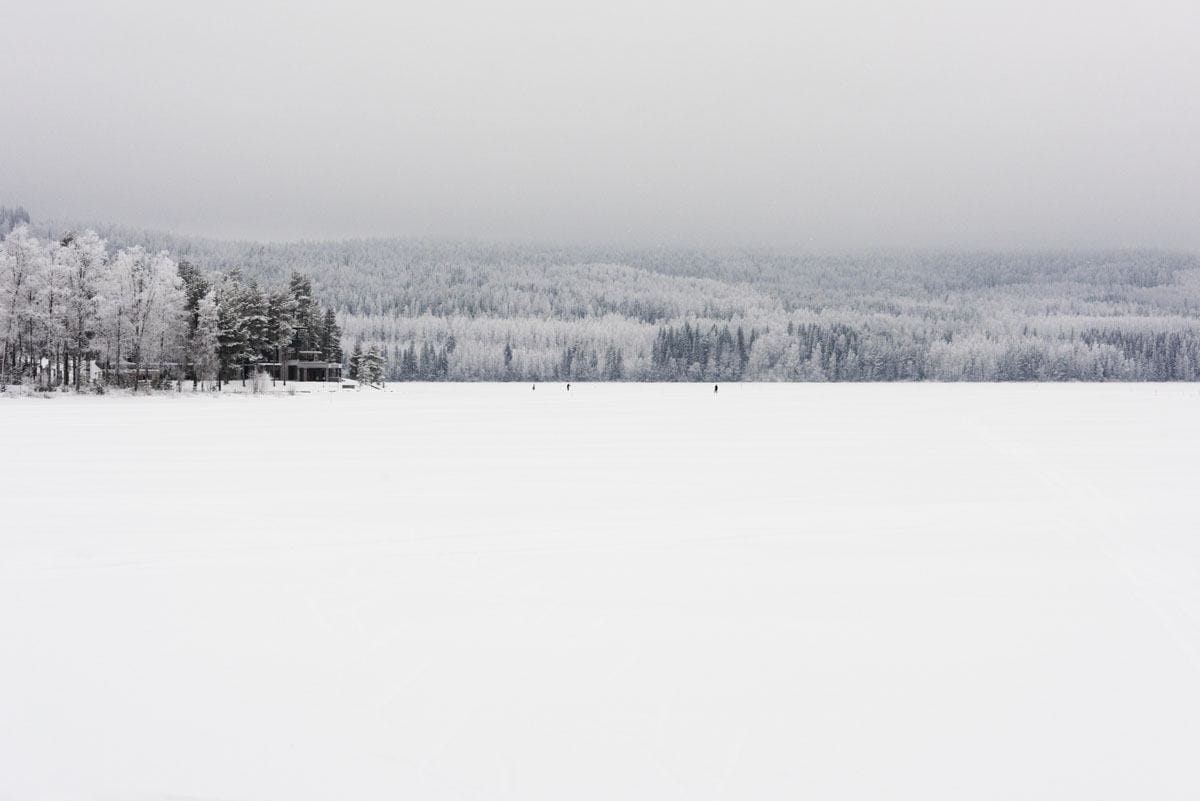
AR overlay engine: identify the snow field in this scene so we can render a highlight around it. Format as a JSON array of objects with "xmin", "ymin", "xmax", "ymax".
[{"xmin": 1, "ymin": 383, "xmax": 1199, "ymax": 800}]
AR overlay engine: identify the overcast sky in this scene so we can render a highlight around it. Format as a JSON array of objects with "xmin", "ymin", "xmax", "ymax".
[{"xmin": 2, "ymin": 0, "xmax": 1198, "ymax": 249}]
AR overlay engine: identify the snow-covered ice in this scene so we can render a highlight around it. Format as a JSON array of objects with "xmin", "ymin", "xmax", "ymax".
[{"xmin": 2, "ymin": 384, "xmax": 1199, "ymax": 800}]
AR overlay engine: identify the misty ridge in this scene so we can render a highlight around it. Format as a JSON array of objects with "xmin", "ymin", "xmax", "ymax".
[{"xmin": 6, "ymin": 205, "xmax": 1195, "ymax": 384}]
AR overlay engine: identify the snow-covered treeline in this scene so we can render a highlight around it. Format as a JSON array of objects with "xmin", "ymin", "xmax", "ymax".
[
  {"xmin": 26, "ymin": 219, "xmax": 1200, "ymax": 382},
  {"xmin": 0, "ymin": 225, "xmax": 341, "ymax": 390}
]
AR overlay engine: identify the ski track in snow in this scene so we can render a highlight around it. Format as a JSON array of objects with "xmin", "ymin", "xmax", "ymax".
[{"xmin": 1, "ymin": 383, "xmax": 1199, "ymax": 801}]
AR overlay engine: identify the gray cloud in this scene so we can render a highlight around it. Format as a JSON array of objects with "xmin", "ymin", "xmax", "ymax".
[{"xmin": 2, "ymin": 0, "xmax": 1198, "ymax": 248}]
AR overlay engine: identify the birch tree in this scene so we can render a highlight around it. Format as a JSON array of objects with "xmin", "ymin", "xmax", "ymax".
[
  {"xmin": 60, "ymin": 231, "xmax": 108, "ymax": 388},
  {"xmin": 0, "ymin": 226, "xmax": 49, "ymax": 380},
  {"xmin": 191, "ymin": 290, "xmax": 221, "ymax": 388}
]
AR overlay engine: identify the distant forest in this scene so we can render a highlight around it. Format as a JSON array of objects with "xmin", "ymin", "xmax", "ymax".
[{"xmin": 16, "ymin": 210, "xmax": 1200, "ymax": 382}]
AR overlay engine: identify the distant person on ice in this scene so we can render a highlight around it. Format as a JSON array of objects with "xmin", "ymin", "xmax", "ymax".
[
  {"xmin": 714, "ymin": 384, "xmax": 719, "ymax": 394},
  {"xmin": 567, "ymin": 383, "xmax": 571, "ymax": 391}
]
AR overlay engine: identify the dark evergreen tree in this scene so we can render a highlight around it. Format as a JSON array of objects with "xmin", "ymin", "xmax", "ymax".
[
  {"xmin": 176, "ymin": 260, "xmax": 209, "ymax": 337},
  {"xmin": 348, "ymin": 338, "xmax": 363, "ymax": 379},
  {"xmin": 320, "ymin": 307, "xmax": 343, "ymax": 362}
]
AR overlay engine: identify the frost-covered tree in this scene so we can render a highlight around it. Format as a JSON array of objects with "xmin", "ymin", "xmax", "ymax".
[
  {"xmin": 214, "ymin": 272, "xmax": 253, "ymax": 385},
  {"xmin": 32, "ymin": 236, "xmax": 71, "ymax": 386},
  {"xmin": 191, "ymin": 290, "xmax": 221, "ymax": 388},
  {"xmin": 0, "ymin": 226, "xmax": 49, "ymax": 380},
  {"xmin": 108, "ymin": 247, "xmax": 184, "ymax": 389},
  {"xmin": 60, "ymin": 231, "xmax": 108, "ymax": 388},
  {"xmin": 354, "ymin": 345, "xmax": 386, "ymax": 386},
  {"xmin": 319, "ymin": 306, "xmax": 342, "ymax": 363},
  {"xmin": 347, "ymin": 338, "xmax": 363, "ymax": 380},
  {"xmin": 0, "ymin": 206, "xmax": 30, "ymax": 238},
  {"xmin": 266, "ymin": 289, "xmax": 298, "ymax": 378}
]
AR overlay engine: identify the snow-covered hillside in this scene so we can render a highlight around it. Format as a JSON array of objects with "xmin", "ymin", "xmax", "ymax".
[{"xmin": 2, "ymin": 384, "xmax": 1199, "ymax": 800}]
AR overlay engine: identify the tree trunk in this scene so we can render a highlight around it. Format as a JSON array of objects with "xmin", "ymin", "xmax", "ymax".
[
  {"xmin": 76, "ymin": 310, "xmax": 86, "ymax": 390},
  {"xmin": 115, "ymin": 319, "xmax": 122, "ymax": 388}
]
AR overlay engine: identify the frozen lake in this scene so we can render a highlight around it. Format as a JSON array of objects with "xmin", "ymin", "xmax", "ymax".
[{"xmin": 2, "ymin": 383, "xmax": 1199, "ymax": 800}]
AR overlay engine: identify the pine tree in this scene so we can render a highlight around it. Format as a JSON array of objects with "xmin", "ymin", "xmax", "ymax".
[
  {"xmin": 288, "ymin": 272, "xmax": 316, "ymax": 350},
  {"xmin": 320, "ymin": 307, "xmax": 342, "ymax": 362},
  {"xmin": 215, "ymin": 273, "xmax": 252, "ymax": 386},
  {"xmin": 348, "ymin": 339, "xmax": 363, "ymax": 379},
  {"xmin": 177, "ymin": 260, "xmax": 209, "ymax": 337},
  {"xmin": 266, "ymin": 289, "xmax": 298, "ymax": 379},
  {"xmin": 356, "ymin": 345, "xmax": 386, "ymax": 386}
]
